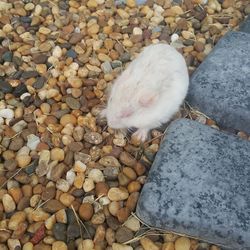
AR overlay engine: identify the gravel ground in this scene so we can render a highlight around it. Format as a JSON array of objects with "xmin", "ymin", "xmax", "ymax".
[{"xmin": 0, "ymin": 0, "xmax": 249, "ymax": 249}]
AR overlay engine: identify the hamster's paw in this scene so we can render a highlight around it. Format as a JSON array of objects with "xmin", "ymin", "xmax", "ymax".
[{"xmin": 132, "ymin": 128, "xmax": 149, "ymax": 142}]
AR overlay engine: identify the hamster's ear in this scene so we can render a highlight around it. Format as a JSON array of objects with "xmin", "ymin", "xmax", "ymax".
[
  {"xmin": 139, "ymin": 91, "xmax": 158, "ymax": 107},
  {"xmin": 120, "ymin": 108, "xmax": 134, "ymax": 118}
]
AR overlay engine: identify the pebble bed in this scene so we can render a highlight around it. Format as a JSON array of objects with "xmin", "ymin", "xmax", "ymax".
[{"xmin": 0, "ymin": 0, "xmax": 249, "ymax": 250}]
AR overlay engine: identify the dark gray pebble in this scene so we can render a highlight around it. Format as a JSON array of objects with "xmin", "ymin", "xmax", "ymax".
[
  {"xmin": 2, "ymin": 51, "xmax": 13, "ymax": 62},
  {"xmin": 13, "ymin": 84, "xmax": 28, "ymax": 97},
  {"xmin": 120, "ymin": 52, "xmax": 131, "ymax": 63},
  {"xmin": 24, "ymin": 159, "xmax": 38, "ymax": 175},
  {"xmin": 21, "ymin": 71, "xmax": 39, "ymax": 79},
  {"xmin": 0, "ymin": 79, "xmax": 13, "ymax": 93},
  {"xmin": 52, "ymin": 223, "xmax": 67, "ymax": 242},
  {"xmin": 66, "ymin": 49, "xmax": 77, "ymax": 59},
  {"xmin": 67, "ymin": 223, "xmax": 81, "ymax": 240},
  {"xmin": 33, "ymin": 76, "xmax": 47, "ymax": 89},
  {"xmin": 12, "ymin": 56, "xmax": 23, "ymax": 67}
]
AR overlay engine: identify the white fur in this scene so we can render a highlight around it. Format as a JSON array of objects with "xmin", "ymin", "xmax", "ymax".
[{"xmin": 103, "ymin": 43, "xmax": 189, "ymax": 141}]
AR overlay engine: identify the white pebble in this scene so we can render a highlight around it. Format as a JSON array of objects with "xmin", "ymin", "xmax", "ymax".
[
  {"xmin": 171, "ymin": 33, "xmax": 179, "ymax": 42},
  {"xmin": 56, "ymin": 179, "xmax": 70, "ymax": 192},
  {"xmin": 88, "ymin": 169, "xmax": 105, "ymax": 183},
  {"xmin": 99, "ymin": 196, "xmax": 110, "ymax": 206},
  {"xmin": 133, "ymin": 27, "xmax": 143, "ymax": 35},
  {"xmin": 16, "ymin": 146, "xmax": 30, "ymax": 156},
  {"xmin": 74, "ymin": 160, "xmax": 87, "ymax": 172},
  {"xmin": 0, "ymin": 108, "xmax": 14, "ymax": 119},
  {"xmin": 20, "ymin": 92, "xmax": 31, "ymax": 100},
  {"xmin": 27, "ymin": 134, "xmax": 40, "ymax": 150},
  {"xmin": 66, "ymin": 170, "xmax": 76, "ymax": 185},
  {"xmin": 12, "ymin": 120, "xmax": 27, "ymax": 133},
  {"xmin": 0, "ymin": 117, "xmax": 4, "ymax": 125},
  {"xmin": 83, "ymin": 178, "xmax": 95, "ymax": 192},
  {"xmin": 52, "ymin": 46, "xmax": 63, "ymax": 58}
]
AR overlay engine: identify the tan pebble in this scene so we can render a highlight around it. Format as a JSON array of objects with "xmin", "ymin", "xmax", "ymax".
[
  {"xmin": 83, "ymin": 178, "xmax": 95, "ymax": 192},
  {"xmin": 3, "ymin": 23, "xmax": 13, "ymax": 33},
  {"xmin": 175, "ymin": 237, "xmax": 191, "ymax": 250},
  {"xmin": 52, "ymin": 241, "xmax": 67, "ymax": 250},
  {"xmin": 163, "ymin": 233, "xmax": 178, "ymax": 242},
  {"xmin": 7, "ymin": 239, "xmax": 21, "ymax": 250},
  {"xmin": 88, "ymin": 24, "xmax": 100, "ymax": 35},
  {"xmin": 31, "ymin": 209, "xmax": 50, "ymax": 221},
  {"xmin": 98, "ymin": 53, "xmax": 112, "ymax": 62},
  {"xmin": 25, "ymin": 3, "xmax": 35, "ymax": 10},
  {"xmin": 99, "ymin": 156, "xmax": 121, "ymax": 167},
  {"xmin": 45, "ymin": 214, "xmax": 56, "ymax": 230},
  {"xmin": 108, "ymin": 201, "xmax": 121, "ymax": 216},
  {"xmin": 91, "ymin": 211, "xmax": 105, "ymax": 224},
  {"xmin": 140, "ymin": 237, "xmax": 160, "ymax": 250},
  {"xmin": 55, "ymin": 209, "xmax": 67, "ymax": 224},
  {"xmin": 30, "ymin": 194, "xmax": 41, "ymax": 207},
  {"xmin": 117, "ymin": 9, "xmax": 130, "ymax": 19},
  {"xmin": 127, "ymin": 181, "xmax": 141, "ymax": 193},
  {"xmin": 2, "ymin": 194, "xmax": 16, "ymax": 213},
  {"xmin": 79, "ymin": 203, "xmax": 94, "ymax": 221},
  {"xmin": 74, "ymin": 161, "xmax": 87, "ymax": 172},
  {"xmin": 122, "ymin": 39, "xmax": 133, "ymax": 48},
  {"xmin": 87, "ymin": 0, "xmax": 98, "ymax": 8},
  {"xmin": 126, "ymin": 0, "xmax": 136, "ymax": 7},
  {"xmin": 51, "ymin": 148, "xmax": 65, "ymax": 161},
  {"xmin": 60, "ymin": 114, "xmax": 77, "ymax": 126},
  {"xmin": 8, "ymin": 211, "xmax": 26, "ymax": 230},
  {"xmin": 67, "ymin": 76, "xmax": 83, "ymax": 88},
  {"xmin": 16, "ymin": 154, "xmax": 31, "ymax": 168},
  {"xmin": 106, "ymin": 228, "xmax": 115, "ymax": 245},
  {"xmin": 112, "ymin": 243, "xmax": 133, "ymax": 250},
  {"xmin": 8, "ymin": 187, "xmax": 23, "ymax": 203},
  {"xmin": 39, "ymin": 26, "xmax": 51, "ymax": 35},
  {"xmin": 23, "ymin": 242, "xmax": 34, "ymax": 250},
  {"xmin": 162, "ymin": 242, "xmax": 175, "ymax": 250},
  {"xmin": 39, "ymin": 41, "xmax": 52, "ymax": 52},
  {"xmin": 59, "ymin": 193, "xmax": 75, "ymax": 207},
  {"xmin": 78, "ymin": 67, "xmax": 89, "ymax": 78},
  {"xmin": 94, "ymin": 224, "xmax": 105, "ymax": 243},
  {"xmin": 113, "ymin": 137, "xmax": 126, "ymax": 147},
  {"xmin": 36, "ymin": 64, "xmax": 47, "ymax": 75},
  {"xmin": 78, "ymin": 239, "xmax": 94, "ymax": 250},
  {"xmin": 73, "ymin": 173, "xmax": 85, "ymax": 189},
  {"xmin": 119, "ymin": 152, "xmax": 136, "ymax": 167},
  {"xmin": 123, "ymin": 217, "xmax": 140, "ymax": 232},
  {"xmin": 210, "ymin": 246, "xmax": 220, "ymax": 250},
  {"xmin": 88, "ymin": 169, "xmax": 104, "ymax": 183},
  {"xmin": 108, "ymin": 187, "xmax": 129, "ymax": 201}
]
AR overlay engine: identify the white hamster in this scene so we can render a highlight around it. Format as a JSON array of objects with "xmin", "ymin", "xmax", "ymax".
[{"xmin": 102, "ymin": 43, "xmax": 189, "ymax": 141}]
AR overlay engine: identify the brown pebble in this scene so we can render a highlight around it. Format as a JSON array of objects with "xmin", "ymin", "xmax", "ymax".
[
  {"xmin": 95, "ymin": 182, "xmax": 110, "ymax": 197},
  {"xmin": 79, "ymin": 203, "xmax": 94, "ymax": 221},
  {"xmin": 126, "ymin": 192, "xmax": 139, "ymax": 212},
  {"xmin": 116, "ymin": 207, "xmax": 131, "ymax": 223}
]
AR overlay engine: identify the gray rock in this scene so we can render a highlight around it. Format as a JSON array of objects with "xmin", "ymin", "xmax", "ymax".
[
  {"xmin": 101, "ymin": 61, "xmax": 112, "ymax": 74},
  {"xmin": 239, "ymin": 15, "xmax": 250, "ymax": 34},
  {"xmin": 136, "ymin": 118, "xmax": 250, "ymax": 250},
  {"xmin": 187, "ymin": 31, "xmax": 250, "ymax": 133}
]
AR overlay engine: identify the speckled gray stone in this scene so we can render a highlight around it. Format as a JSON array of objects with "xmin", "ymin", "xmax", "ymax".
[
  {"xmin": 240, "ymin": 15, "xmax": 250, "ymax": 34},
  {"xmin": 136, "ymin": 119, "xmax": 250, "ymax": 250},
  {"xmin": 187, "ymin": 31, "xmax": 250, "ymax": 133}
]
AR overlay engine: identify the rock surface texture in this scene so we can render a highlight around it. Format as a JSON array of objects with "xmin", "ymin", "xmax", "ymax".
[
  {"xmin": 240, "ymin": 15, "xmax": 250, "ymax": 33},
  {"xmin": 187, "ymin": 31, "xmax": 250, "ymax": 133},
  {"xmin": 136, "ymin": 118, "xmax": 250, "ymax": 250}
]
